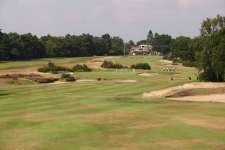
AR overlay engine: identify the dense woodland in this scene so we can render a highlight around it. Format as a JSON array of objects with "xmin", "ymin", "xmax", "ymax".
[
  {"xmin": 0, "ymin": 32, "xmax": 125, "ymax": 60},
  {"xmin": 0, "ymin": 15, "xmax": 224, "ymax": 81}
]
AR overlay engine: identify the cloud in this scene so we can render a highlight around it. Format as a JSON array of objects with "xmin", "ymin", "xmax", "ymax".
[
  {"xmin": 0, "ymin": 0, "xmax": 224, "ymax": 41},
  {"xmin": 178, "ymin": 0, "xmax": 189, "ymax": 9}
]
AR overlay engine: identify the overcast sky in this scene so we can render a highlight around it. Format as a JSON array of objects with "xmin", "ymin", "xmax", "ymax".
[{"xmin": 0, "ymin": 0, "xmax": 224, "ymax": 41}]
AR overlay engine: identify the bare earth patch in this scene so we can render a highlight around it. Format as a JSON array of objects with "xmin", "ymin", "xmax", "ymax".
[{"xmin": 143, "ymin": 82, "xmax": 225, "ymax": 103}]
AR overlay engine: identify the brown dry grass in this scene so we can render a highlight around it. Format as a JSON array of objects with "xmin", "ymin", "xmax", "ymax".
[
  {"xmin": 178, "ymin": 116, "xmax": 225, "ymax": 130},
  {"xmin": 129, "ymin": 122, "xmax": 167, "ymax": 129},
  {"xmin": 3, "ymin": 129, "xmax": 42, "ymax": 150},
  {"xmin": 21, "ymin": 113, "xmax": 60, "ymax": 123},
  {"xmin": 78, "ymin": 112, "xmax": 135, "ymax": 124}
]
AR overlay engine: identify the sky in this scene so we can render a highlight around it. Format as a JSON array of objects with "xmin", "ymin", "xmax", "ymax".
[{"xmin": 0, "ymin": 0, "xmax": 224, "ymax": 41}]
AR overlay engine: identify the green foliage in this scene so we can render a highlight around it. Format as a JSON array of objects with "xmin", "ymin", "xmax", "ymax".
[
  {"xmin": 198, "ymin": 15, "xmax": 225, "ymax": 82},
  {"xmin": 170, "ymin": 36, "xmax": 195, "ymax": 62},
  {"xmin": 147, "ymin": 30, "xmax": 153, "ymax": 44},
  {"xmin": 72, "ymin": 64, "xmax": 92, "ymax": 72},
  {"xmin": 131, "ymin": 63, "xmax": 151, "ymax": 70},
  {"xmin": 110, "ymin": 37, "xmax": 124, "ymax": 55},
  {"xmin": 61, "ymin": 73, "xmax": 76, "ymax": 82},
  {"xmin": 136, "ymin": 40, "xmax": 147, "ymax": 45},
  {"xmin": 152, "ymin": 33, "xmax": 172, "ymax": 54},
  {"xmin": 101, "ymin": 61, "xmax": 125, "ymax": 69},
  {"xmin": 38, "ymin": 62, "xmax": 72, "ymax": 73},
  {"xmin": 0, "ymin": 31, "xmax": 125, "ymax": 60},
  {"xmin": 182, "ymin": 60, "xmax": 196, "ymax": 67}
]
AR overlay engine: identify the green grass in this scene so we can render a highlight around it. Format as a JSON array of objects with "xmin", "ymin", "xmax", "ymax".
[
  {"xmin": 0, "ymin": 57, "xmax": 93, "ymax": 70},
  {"xmin": 0, "ymin": 56, "xmax": 224, "ymax": 150}
]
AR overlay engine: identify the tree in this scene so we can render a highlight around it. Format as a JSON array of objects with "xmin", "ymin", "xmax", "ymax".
[
  {"xmin": 147, "ymin": 30, "xmax": 153, "ymax": 44},
  {"xmin": 126, "ymin": 40, "xmax": 135, "ymax": 50},
  {"xmin": 110, "ymin": 36, "xmax": 124, "ymax": 55},
  {"xmin": 101, "ymin": 34, "xmax": 112, "ymax": 55},
  {"xmin": 152, "ymin": 34, "xmax": 172, "ymax": 54},
  {"xmin": 136, "ymin": 40, "xmax": 147, "ymax": 45},
  {"xmin": 201, "ymin": 15, "xmax": 225, "ymax": 36},
  {"xmin": 198, "ymin": 15, "xmax": 225, "ymax": 81},
  {"xmin": 170, "ymin": 36, "xmax": 194, "ymax": 61}
]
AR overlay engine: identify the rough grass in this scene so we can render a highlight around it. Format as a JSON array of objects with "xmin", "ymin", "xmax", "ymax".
[
  {"xmin": 0, "ymin": 56, "xmax": 224, "ymax": 150},
  {"xmin": 0, "ymin": 57, "xmax": 92, "ymax": 70}
]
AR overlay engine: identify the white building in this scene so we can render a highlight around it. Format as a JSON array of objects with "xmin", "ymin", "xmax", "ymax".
[{"xmin": 129, "ymin": 44, "xmax": 160, "ymax": 56}]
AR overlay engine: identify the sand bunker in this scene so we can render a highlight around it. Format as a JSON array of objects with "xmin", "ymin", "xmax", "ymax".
[
  {"xmin": 143, "ymin": 82, "xmax": 225, "ymax": 103},
  {"xmin": 169, "ymin": 94, "xmax": 225, "ymax": 103},
  {"xmin": 160, "ymin": 60, "xmax": 173, "ymax": 65},
  {"xmin": 138, "ymin": 73, "xmax": 158, "ymax": 77},
  {"xmin": 77, "ymin": 79, "xmax": 98, "ymax": 83},
  {"xmin": 114, "ymin": 79, "xmax": 137, "ymax": 83}
]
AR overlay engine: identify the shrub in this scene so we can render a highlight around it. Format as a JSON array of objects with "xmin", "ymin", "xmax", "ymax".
[
  {"xmin": 72, "ymin": 64, "xmax": 92, "ymax": 72},
  {"xmin": 131, "ymin": 63, "xmax": 151, "ymax": 70},
  {"xmin": 38, "ymin": 66, "xmax": 49, "ymax": 73},
  {"xmin": 182, "ymin": 60, "xmax": 196, "ymax": 67},
  {"xmin": 101, "ymin": 61, "xmax": 124, "ymax": 69},
  {"xmin": 61, "ymin": 73, "xmax": 71, "ymax": 79},
  {"xmin": 38, "ymin": 62, "xmax": 72, "ymax": 73},
  {"xmin": 32, "ymin": 77, "xmax": 58, "ymax": 84},
  {"xmin": 61, "ymin": 73, "xmax": 76, "ymax": 82},
  {"xmin": 65, "ymin": 76, "xmax": 76, "ymax": 82}
]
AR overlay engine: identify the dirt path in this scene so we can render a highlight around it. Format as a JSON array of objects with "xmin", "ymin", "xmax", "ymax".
[{"xmin": 143, "ymin": 82, "xmax": 225, "ymax": 103}]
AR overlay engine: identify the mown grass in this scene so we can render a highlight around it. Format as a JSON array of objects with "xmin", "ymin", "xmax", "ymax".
[
  {"xmin": 0, "ymin": 56, "xmax": 224, "ymax": 150},
  {"xmin": 0, "ymin": 57, "xmax": 93, "ymax": 70}
]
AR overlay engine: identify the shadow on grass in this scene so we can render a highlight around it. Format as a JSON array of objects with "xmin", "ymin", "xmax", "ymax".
[
  {"xmin": 0, "ymin": 90, "xmax": 11, "ymax": 97},
  {"xmin": 108, "ymin": 96, "xmax": 167, "ymax": 104}
]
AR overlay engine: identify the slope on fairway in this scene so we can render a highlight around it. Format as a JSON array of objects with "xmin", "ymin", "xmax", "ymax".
[{"xmin": 0, "ymin": 56, "xmax": 224, "ymax": 150}]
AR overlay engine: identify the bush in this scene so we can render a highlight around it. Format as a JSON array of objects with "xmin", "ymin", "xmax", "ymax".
[
  {"xmin": 38, "ymin": 62, "xmax": 72, "ymax": 73},
  {"xmin": 61, "ymin": 73, "xmax": 71, "ymax": 79},
  {"xmin": 32, "ymin": 77, "xmax": 58, "ymax": 84},
  {"xmin": 101, "ymin": 61, "xmax": 124, "ymax": 69},
  {"xmin": 61, "ymin": 73, "xmax": 76, "ymax": 82},
  {"xmin": 131, "ymin": 63, "xmax": 151, "ymax": 70},
  {"xmin": 182, "ymin": 60, "xmax": 196, "ymax": 67},
  {"xmin": 72, "ymin": 64, "xmax": 92, "ymax": 72},
  {"xmin": 38, "ymin": 66, "xmax": 50, "ymax": 73}
]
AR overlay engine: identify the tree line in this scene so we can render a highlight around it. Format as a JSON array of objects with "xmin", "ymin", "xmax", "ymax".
[
  {"xmin": 0, "ymin": 32, "xmax": 124, "ymax": 60},
  {"xmin": 0, "ymin": 15, "xmax": 224, "ymax": 81}
]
